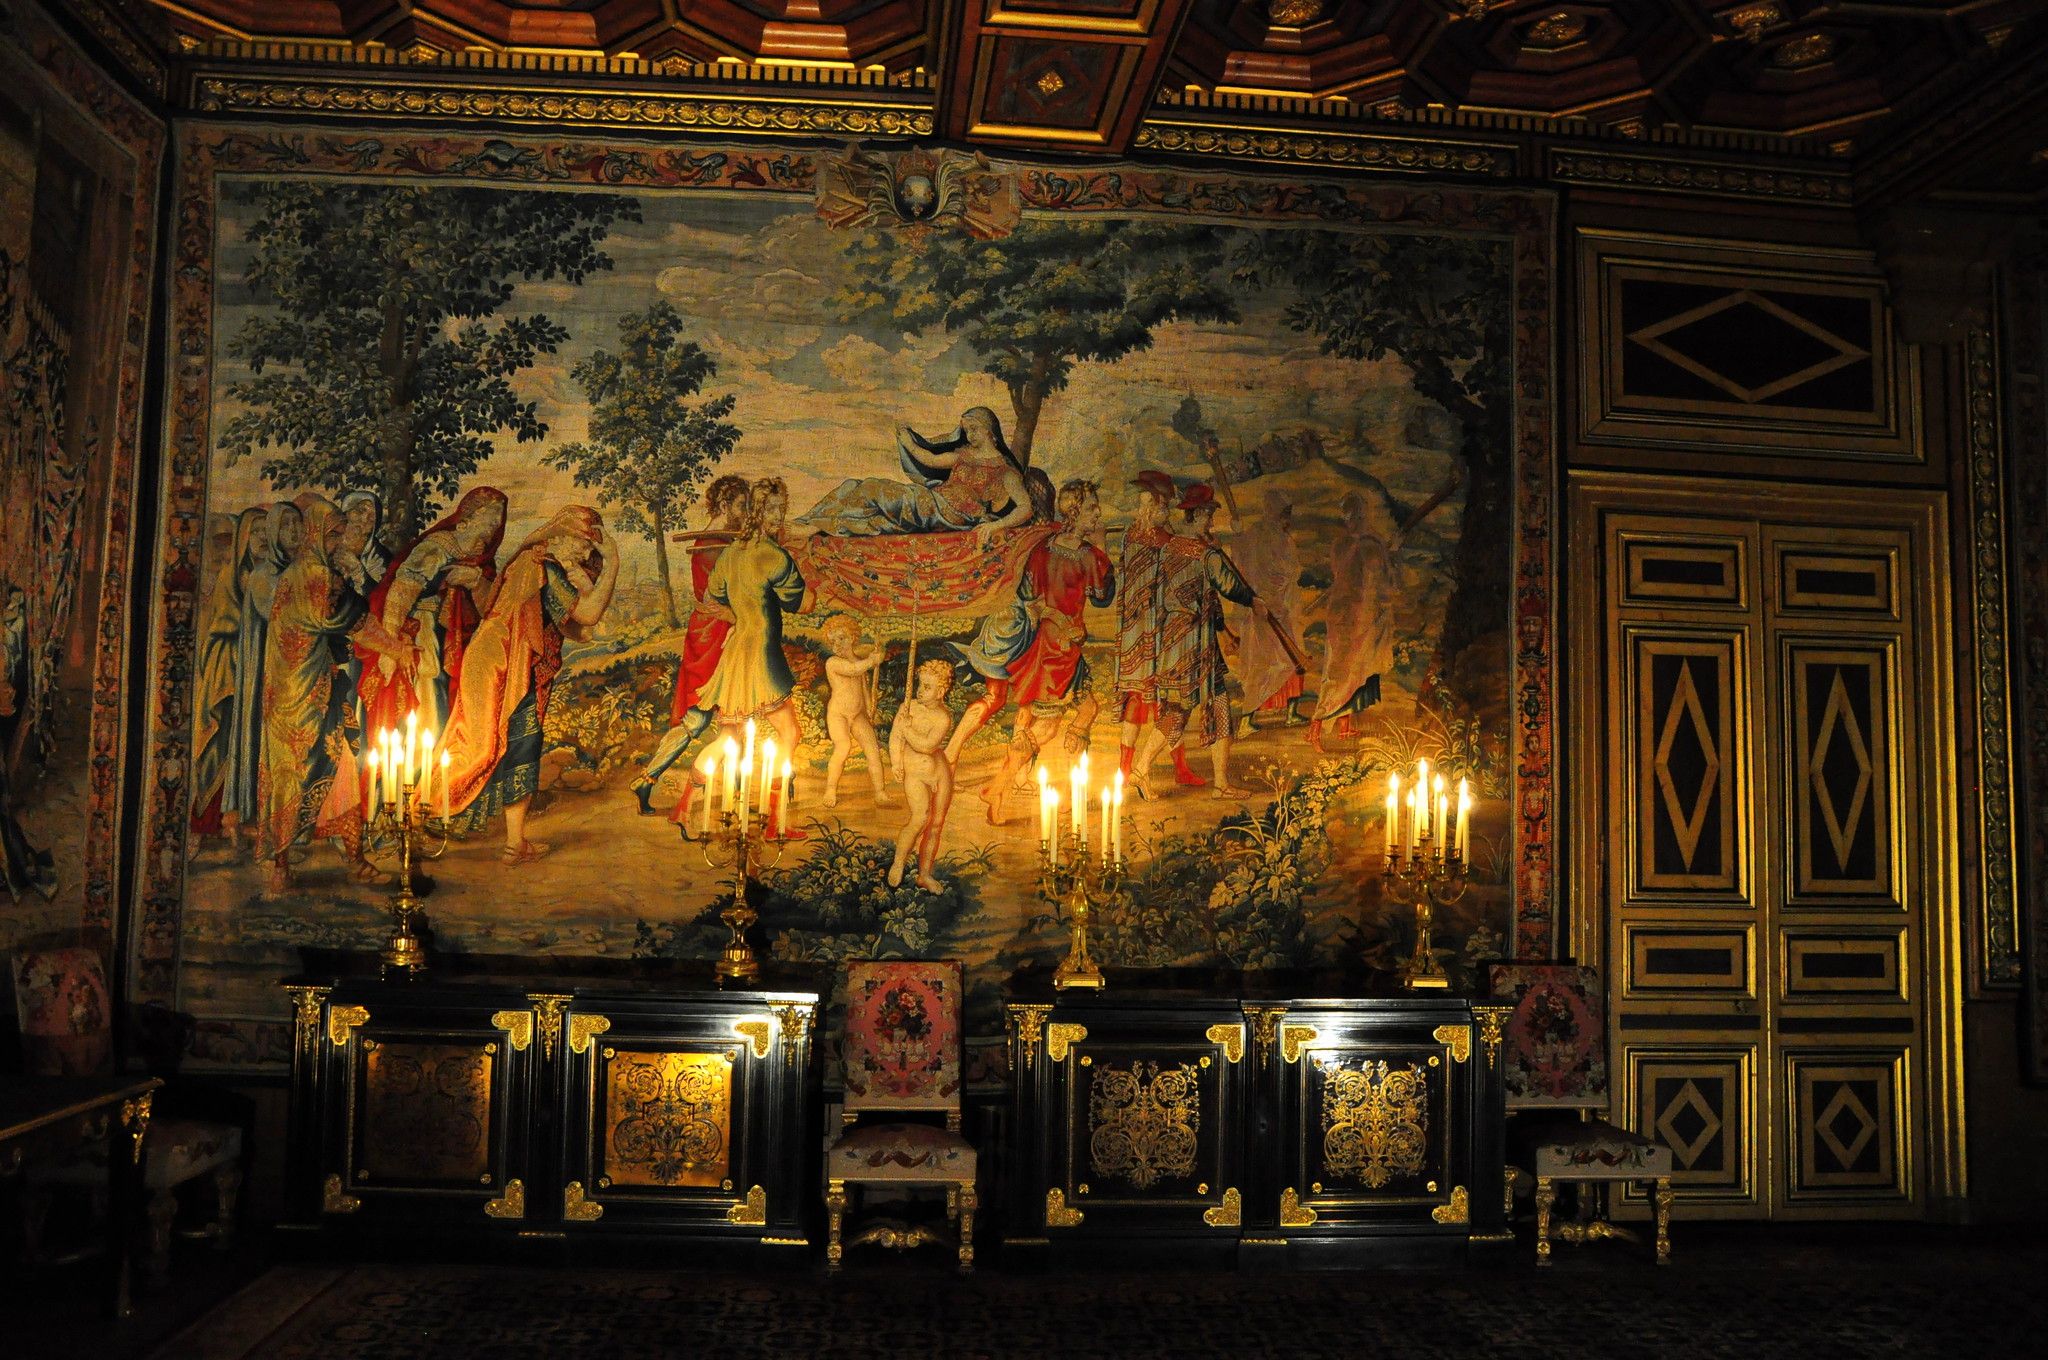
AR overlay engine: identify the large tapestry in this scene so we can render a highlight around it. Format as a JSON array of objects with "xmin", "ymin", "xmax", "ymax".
[
  {"xmin": 139, "ymin": 126, "xmax": 1555, "ymax": 1071},
  {"xmin": 0, "ymin": 1, "xmax": 162, "ymax": 962}
]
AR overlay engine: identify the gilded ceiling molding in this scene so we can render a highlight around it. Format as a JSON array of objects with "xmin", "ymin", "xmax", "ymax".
[
  {"xmin": 191, "ymin": 77, "xmax": 934, "ymax": 137},
  {"xmin": 1135, "ymin": 121, "xmax": 1512, "ymax": 179},
  {"xmin": 1549, "ymin": 149, "xmax": 1852, "ymax": 204},
  {"xmin": 55, "ymin": 0, "xmax": 169, "ymax": 98},
  {"xmin": 178, "ymin": 42, "xmax": 935, "ymax": 90},
  {"xmin": 1964, "ymin": 325, "xmax": 2021, "ymax": 989}
]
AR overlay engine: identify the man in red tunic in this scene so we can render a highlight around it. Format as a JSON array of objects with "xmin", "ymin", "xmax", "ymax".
[
  {"xmin": 631, "ymin": 475, "xmax": 750, "ymax": 819},
  {"xmin": 945, "ymin": 479, "xmax": 1115, "ymax": 824}
]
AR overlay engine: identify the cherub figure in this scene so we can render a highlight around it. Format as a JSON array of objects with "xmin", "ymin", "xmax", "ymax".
[
  {"xmin": 820, "ymin": 614, "xmax": 890, "ymax": 808},
  {"xmin": 887, "ymin": 658, "xmax": 957, "ymax": 891}
]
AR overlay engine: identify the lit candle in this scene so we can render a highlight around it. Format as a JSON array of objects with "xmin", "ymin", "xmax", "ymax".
[
  {"xmin": 364, "ymin": 748, "xmax": 379, "ymax": 822},
  {"xmin": 1100, "ymin": 776, "xmax": 1111, "ymax": 863},
  {"xmin": 722, "ymin": 736, "xmax": 739, "ymax": 814},
  {"xmin": 759, "ymin": 737, "xmax": 778, "ymax": 815},
  {"xmin": 1048, "ymin": 789, "xmax": 1061, "ymax": 866},
  {"xmin": 439, "ymin": 749, "xmax": 451, "ymax": 822},
  {"xmin": 1069, "ymin": 762, "xmax": 1083, "ymax": 845},
  {"xmin": 1415, "ymin": 759, "xmax": 1430, "ymax": 841},
  {"xmin": 1112, "ymin": 772, "xmax": 1125, "ymax": 866},
  {"xmin": 1037, "ymin": 765, "xmax": 1051, "ymax": 852},
  {"xmin": 698, "ymin": 753, "xmax": 717, "ymax": 837},
  {"xmin": 384, "ymin": 731, "xmax": 401, "ymax": 806},
  {"xmin": 1456, "ymin": 779, "xmax": 1471, "ymax": 860},
  {"xmin": 741, "ymin": 718, "xmax": 757, "ymax": 805},
  {"xmin": 404, "ymin": 710, "xmax": 418, "ymax": 787},
  {"xmin": 778, "ymin": 758, "xmax": 793, "ymax": 838},
  {"xmin": 1385, "ymin": 771, "xmax": 1400, "ymax": 855},
  {"xmin": 1435, "ymin": 776, "xmax": 1448, "ymax": 860},
  {"xmin": 1408, "ymin": 787, "xmax": 1421, "ymax": 854}
]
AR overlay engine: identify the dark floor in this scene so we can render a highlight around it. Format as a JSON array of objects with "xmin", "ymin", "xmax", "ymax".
[{"xmin": 8, "ymin": 1222, "xmax": 2047, "ymax": 1360}]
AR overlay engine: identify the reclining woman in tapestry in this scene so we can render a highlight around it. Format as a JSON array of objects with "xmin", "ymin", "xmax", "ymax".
[
  {"xmin": 440, "ymin": 505, "xmax": 619, "ymax": 865},
  {"xmin": 793, "ymin": 406, "xmax": 1053, "ymax": 541}
]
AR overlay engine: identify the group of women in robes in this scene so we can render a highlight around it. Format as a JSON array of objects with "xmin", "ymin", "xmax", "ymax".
[{"xmin": 190, "ymin": 484, "xmax": 618, "ymax": 890}]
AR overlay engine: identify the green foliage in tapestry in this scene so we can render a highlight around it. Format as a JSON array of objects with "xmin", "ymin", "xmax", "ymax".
[
  {"xmin": 218, "ymin": 183, "xmax": 640, "ymax": 542},
  {"xmin": 546, "ymin": 301, "xmax": 742, "ymax": 628},
  {"xmin": 837, "ymin": 220, "xmax": 1239, "ymax": 463}
]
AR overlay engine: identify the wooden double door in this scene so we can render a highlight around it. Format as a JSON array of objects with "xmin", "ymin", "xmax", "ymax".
[{"xmin": 1570, "ymin": 475, "xmax": 1964, "ymax": 1219}]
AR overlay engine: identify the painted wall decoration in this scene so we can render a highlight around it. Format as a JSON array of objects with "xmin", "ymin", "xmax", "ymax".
[
  {"xmin": 140, "ymin": 126, "xmax": 1556, "ymax": 1071},
  {"xmin": 0, "ymin": 0, "xmax": 163, "ymax": 962}
]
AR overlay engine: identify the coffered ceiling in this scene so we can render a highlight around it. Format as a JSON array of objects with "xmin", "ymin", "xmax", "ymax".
[{"xmin": 50, "ymin": 1, "xmax": 2048, "ymax": 199}]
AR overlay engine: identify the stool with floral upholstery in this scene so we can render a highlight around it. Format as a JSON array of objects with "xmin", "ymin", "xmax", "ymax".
[
  {"xmin": 1490, "ymin": 963, "xmax": 1674, "ymax": 1266},
  {"xmin": 11, "ymin": 946, "xmax": 247, "ymax": 1278},
  {"xmin": 824, "ymin": 960, "xmax": 976, "ymax": 1272}
]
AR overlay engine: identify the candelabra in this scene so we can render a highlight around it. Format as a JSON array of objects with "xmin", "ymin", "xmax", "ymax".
[
  {"xmin": 370, "ymin": 770, "xmax": 449, "ymax": 974},
  {"xmin": 1381, "ymin": 845, "xmax": 1465, "ymax": 990},
  {"xmin": 1038, "ymin": 832, "xmax": 1120, "ymax": 991},
  {"xmin": 691, "ymin": 807, "xmax": 790, "ymax": 984}
]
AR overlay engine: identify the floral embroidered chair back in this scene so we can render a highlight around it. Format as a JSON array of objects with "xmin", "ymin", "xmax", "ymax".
[
  {"xmin": 11, "ymin": 946, "xmax": 114, "ymax": 1077},
  {"xmin": 840, "ymin": 961, "xmax": 963, "ymax": 1117},
  {"xmin": 1489, "ymin": 963, "xmax": 1609, "ymax": 1111}
]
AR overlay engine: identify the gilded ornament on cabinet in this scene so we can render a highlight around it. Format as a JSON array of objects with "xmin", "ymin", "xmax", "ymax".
[
  {"xmin": 287, "ymin": 985, "xmax": 328, "ymax": 1043},
  {"xmin": 725, "ymin": 1184, "xmax": 768, "ymax": 1226},
  {"xmin": 1045, "ymin": 1187, "xmax": 1084, "ymax": 1228},
  {"xmin": 1088, "ymin": 1061, "xmax": 1202, "ymax": 1191},
  {"xmin": 563, "ymin": 1181, "xmax": 603, "ymax": 1222},
  {"xmin": 734, "ymin": 1019, "xmax": 774, "ymax": 1060},
  {"xmin": 1476, "ymin": 1007, "xmax": 1508, "ymax": 1069},
  {"xmin": 1321, "ymin": 1060, "xmax": 1431, "ymax": 1189},
  {"xmin": 327, "ymin": 1004, "xmax": 370, "ymax": 1047},
  {"xmin": 1432, "ymin": 1185, "xmax": 1470, "ymax": 1225},
  {"xmin": 322, "ymin": 1174, "xmax": 361, "ymax": 1214},
  {"xmin": 530, "ymin": 995, "xmax": 570, "ymax": 1061},
  {"xmin": 1205, "ymin": 1023, "xmax": 1245, "ymax": 1064},
  {"xmin": 605, "ymin": 1051, "xmax": 733, "ymax": 1187},
  {"xmin": 1244, "ymin": 1006, "xmax": 1286, "ymax": 1065},
  {"xmin": 119, "ymin": 1093, "xmax": 153, "ymax": 1165},
  {"xmin": 492, "ymin": 1009, "xmax": 533, "ymax": 1052},
  {"xmin": 1203, "ymin": 1188, "xmax": 1242, "ymax": 1228},
  {"xmin": 1046, "ymin": 1023, "xmax": 1087, "ymax": 1064},
  {"xmin": 1279, "ymin": 1187, "xmax": 1317, "ymax": 1226},
  {"xmin": 568, "ymin": 1014, "xmax": 611, "ymax": 1055},
  {"xmin": 1433, "ymin": 1024, "xmax": 1472, "ymax": 1064},
  {"xmin": 1280, "ymin": 1024, "xmax": 1318, "ymax": 1064},
  {"xmin": 1010, "ymin": 1004, "xmax": 1052, "ymax": 1068},
  {"xmin": 483, "ymin": 1178, "xmax": 526, "ymax": 1219},
  {"xmin": 768, "ymin": 1001, "xmax": 814, "ymax": 1068}
]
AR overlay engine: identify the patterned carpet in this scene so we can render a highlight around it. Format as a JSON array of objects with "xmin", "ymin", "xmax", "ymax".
[{"xmin": 147, "ymin": 1231, "xmax": 2047, "ymax": 1360}]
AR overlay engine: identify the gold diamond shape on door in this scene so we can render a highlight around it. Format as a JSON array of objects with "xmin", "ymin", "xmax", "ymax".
[
  {"xmin": 1655, "ymin": 1079, "xmax": 1724, "ymax": 1168},
  {"xmin": 1655, "ymin": 660, "xmax": 1722, "ymax": 870},
  {"xmin": 1788, "ymin": 1053, "xmax": 1904, "ymax": 1201},
  {"xmin": 1808, "ymin": 671, "xmax": 1873, "ymax": 872},
  {"xmin": 1627, "ymin": 289, "xmax": 1869, "ymax": 405}
]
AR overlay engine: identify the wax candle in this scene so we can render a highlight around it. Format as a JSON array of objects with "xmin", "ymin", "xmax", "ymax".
[
  {"xmin": 439, "ymin": 750, "xmax": 451, "ymax": 822},
  {"xmin": 384, "ymin": 731, "xmax": 400, "ymax": 806},
  {"xmin": 1037, "ymin": 765, "xmax": 1051, "ymax": 851},
  {"xmin": 364, "ymin": 748, "xmax": 379, "ymax": 821},
  {"xmin": 760, "ymin": 738, "xmax": 778, "ymax": 815},
  {"xmin": 1385, "ymin": 771, "xmax": 1400, "ymax": 853},
  {"xmin": 1455, "ymin": 778, "xmax": 1470, "ymax": 859},
  {"xmin": 741, "ymin": 719, "xmax": 756, "ymax": 800},
  {"xmin": 778, "ymin": 758, "xmax": 792, "ymax": 837},
  {"xmin": 1435, "ymin": 777, "xmax": 1448, "ymax": 859},
  {"xmin": 1416, "ymin": 759, "xmax": 1430, "ymax": 840},
  {"xmin": 1048, "ymin": 789, "xmax": 1061, "ymax": 866},
  {"xmin": 1070, "ymin": 763, "xmax": 1084, "ymax": 845},
  {"xmin": 722, "ymin": 736, "xmax": 739, "ymax": 813},
  {"xmin": 1112, "ymin": 774, "xmax": 1124, "ymax": 866},
  {"xmin": 1408, "ymin": 787, "xmax": 1421, "ymax": 853},
  {"xmin": 1100, "ymin": 779, "xmax": 1111, "ymax": 863},
  {"xmin": 699, "ymin": 753, "xmax": 717, "ymax": 837}
]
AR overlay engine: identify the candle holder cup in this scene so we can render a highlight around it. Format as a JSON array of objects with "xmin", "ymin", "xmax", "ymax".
[
  {"xmin": 1038, "ymin": 832, "xmax": 1120, "ymax": 991},
  {"xmin": 692, "ymin": 808, "xmax": 790, "ymax": 985}
]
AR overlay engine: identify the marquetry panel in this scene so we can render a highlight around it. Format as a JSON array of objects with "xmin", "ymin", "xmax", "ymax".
[
  {"xmin": 1623, "ymin": 1046, "xmax": 1756, "ymax": 1207},
  {"xmin": 1621, "ymin": 534, "xmax": 1747, "ymax": 607},
  {"xmin": 1629, "ymin": 631, "xmax": 1745, "ymax": 897},
  {"xmin": 1624, "ymin": 926, "xmax": 1753, "ymax": 997},
  {"xmin": 1577, "ymin": 232, "xmax": 1918, "ymax": 462},
  {"xmin": 1783, "ymin": 933, "xmax": 1905, "ymax": 1000},
  {"xmin": 358, "ymin": 1041, "xmax": 495, "ymax": 1183},
  {"xmin": 1784, "ymin": 1050, "xmax": 1908, "ymax": 1204},
  {"xmin": 1776, "ymin": 548, "xmax": 1895, "ymax": 618},
  {"xmin": 1297, "ymin": 1052, "xmax": 1452, "ymax": 1206},
  {"xmin": 599, "ymin": 1050, "xmax": 733, "ymax": 1190},
  {"xmin": 1785, "ymin": 643, "xmax": 1895, "ymax": 903},
  {"xmin": 1066, "ymin": 1047, "xmax": 1229, "ymax": 1209}
]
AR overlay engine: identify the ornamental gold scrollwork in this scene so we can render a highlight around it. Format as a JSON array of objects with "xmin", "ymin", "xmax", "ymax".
[
  {"xmin": 1280, "ymin": 1024, "xmax": 1319, "ymax": 1064},
  {"xmin": 1432, "ymin": 1185, "xmax": 1470, "ymax": 1225},
  {"xmin": 567, "ymin": 1014, "xmax": 611, "ymax": 1056},
  {"xmin": 607, "ymin": 1052, "xmax": 732, "ymax": 1187},
  {"xmin": 734, "ymin": 1019, "xmax": 774, "ymax": 1060},
  {"xmin": 1045, "ymin": 1187, "xmax": 1084, "ymax": 1228},
  {"xmin": 563, "ymin": 1181, "xmax": 603, "ymax": 1222},
  {"xmin": 322, "ymin": 1174, "xmax": 361, "ymax": 1214},
  {"xmin": 1475, "ymin": 1008, "xmax": 1508, "ymax": 1069},
  {"xmin": 491, "ymin": 1009, "xmax": 534, "ymax": 1052},
  {"xmin": 1087, "ymin": 1061, "xmax": 1201, "ymax": 1191},
  {"xmin": 119, "ymin": 1092, "xmax": 153, "ymax": 1166},
  {"xmin": 1433, "ymin": 1024, "xmax": 1472, "ymax": 1064},
  {"xmin": 1279, "ymin": 1187, "xmax": 1317, "ymax": 1227},
  {"xmin": 1244, "ymin": 1006, "xmax": 1287, "ymax": 1066},
  {"xmin": 530, "ymin": 995, "xmax": 571, "ymax": 1062},
  {"xmin": 286, "ymin": 986, "xmax": 329, "ymax": 1045},
  {"xmin": 327, "ymin": 1004, "xmax": 370, "ymax": 1047},
  {"xmin": 1203, "ymin": 1187, "xmax": 1242, "ymax": 1228},
  {"xmin": 725, "ymin": 1184, "xmax": 768, "ymax": 1226},
  {"xmin": 1205, "ymin": 1023, "xmax": 1245, "ymax": 1064},
  {"xmin": 1010, "ymin": 1004, "xmax": 1052, "ymax": 1069},
  {"xmin": 768, "ymin": 1001, "xmax": 814, "ymax": 1069},
  {"xmin": 1046, "ymin": 1023, "xmax": 1087, "ymax": 1064},
  {"xmin": 483, "ymin": 1178, "xmax": 526, "ymax": 1220},
  {"xmin": 1322, "ymin": 1060, "xmax": 1431, "ymax": 1190}
]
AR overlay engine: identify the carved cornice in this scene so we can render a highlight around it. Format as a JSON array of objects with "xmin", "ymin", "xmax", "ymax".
[
  {"xmin": 1136, "ymin": 119, "xmax": 1512, "ymax": 178},
  {"xmin": 60, "ymin": 0, "xmax": 170, "ymax": 99},
  {"xmin": 1965, "ymin": 326, "xmax": 2021, "ymax": 988},
  {"xmin": 1549, "ymin": 149, "xmax": 1853, "ymax": 204},
  {"xmin": 190, "ymin": 75, "xmax": 934, "ymax": 137}
]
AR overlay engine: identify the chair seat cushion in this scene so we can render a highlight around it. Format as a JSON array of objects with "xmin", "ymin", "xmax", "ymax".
[
  {"xmin": 1530, "ymin": 1116, "xmax": 1673, "ymax": 1178},
  {"xmin": 34, "ymin": 1119, "xmax": 243, "ymax": 1190},
  {"xmin": 828, "ymin": 1123, "xmax": 976, "ymax": 1182}
]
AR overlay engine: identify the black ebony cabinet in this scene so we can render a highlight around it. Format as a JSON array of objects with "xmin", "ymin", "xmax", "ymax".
[
  {"xmin": 1003, "ymin": 972, "xmax": 1512, "ymax": 1265},
  {"xmin": 282, "ymin": 953, "xmax": 822, "ymax": 1257}
]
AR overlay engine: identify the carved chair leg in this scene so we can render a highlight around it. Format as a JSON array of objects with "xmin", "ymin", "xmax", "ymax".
[
  {"xmin": 213, "ymin": 1165, "xmax": 244, "ymax": 1247},
  {"xmin": 145, "ymin": 1190, "xmax": 177, "ymax": 1281},
  {"xmin": 957, "ymin": 1184, "xmax": 976, "ymax": 1275},
  {"xmin": 825, "ymin": 1181, "xmax": 848, "ymax": 1274},
  {"xmin": 1533, "ymin": 1176, "xmax": 1555, "ymax": 1267},
  {"xmin": 1653, "ymin": 1177, "xmax": 1674, "ymax": 1266},
  {"xmin": 946, "ymin": 1184, "xmax": 960, "ymax": 1223}
]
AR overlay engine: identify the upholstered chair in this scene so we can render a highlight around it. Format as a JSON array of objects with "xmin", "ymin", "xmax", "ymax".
[
  {"xmin": 11, "ymin": 945, "xmax": 249, "ymax": 1278},
  {"xmin": 823, "ymin": 960, "xmax": 976, "ymax": 1272},
  {"xmin": 1489, "ymin": 963, "xmax": 1674, "ymax": 1265}
]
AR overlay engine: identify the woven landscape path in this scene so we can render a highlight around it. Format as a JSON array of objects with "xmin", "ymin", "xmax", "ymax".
[{"xmin": 150, "ymin": 1230, "xmax": 2047, "ymax": 1360}]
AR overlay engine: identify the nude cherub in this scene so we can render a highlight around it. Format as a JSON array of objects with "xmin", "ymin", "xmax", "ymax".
[
  {"xmin": 887, "ymin": 658, "xmax": 957, "ymax": 892},
  {"xmin": 821, "ymin": 614, "xmax": 891, "ymax": 808}
]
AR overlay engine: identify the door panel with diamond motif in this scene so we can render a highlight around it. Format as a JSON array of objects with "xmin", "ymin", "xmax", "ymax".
[{"xmin": 1573, "ymin": 479, "xmax": 1959, "ymax": 1220}]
